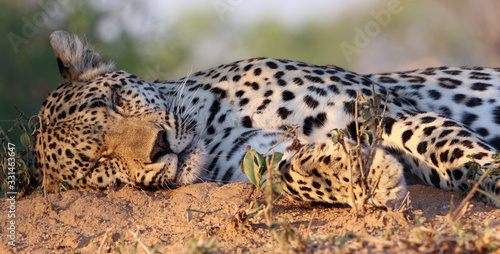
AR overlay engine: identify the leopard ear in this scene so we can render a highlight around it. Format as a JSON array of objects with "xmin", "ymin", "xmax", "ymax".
[{"xmin": 49, "ymin": 31, "xmax": 117, "ymax": 83}]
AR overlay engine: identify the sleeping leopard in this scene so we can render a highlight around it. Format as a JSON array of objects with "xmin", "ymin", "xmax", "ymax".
[{"xmin": 33, "ymin": 31, "xmax": 500, "ymax": 208}]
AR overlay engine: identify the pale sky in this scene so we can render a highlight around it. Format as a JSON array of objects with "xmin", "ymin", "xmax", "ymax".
[{"xmin": 92, "ymin": 0, "xmax": 374, "ymax": 42}]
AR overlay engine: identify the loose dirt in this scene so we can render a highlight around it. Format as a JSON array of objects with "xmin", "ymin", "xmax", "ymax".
[{"xmin": 1, "ymin": 183, "xmax": 499, "ymax": 253}]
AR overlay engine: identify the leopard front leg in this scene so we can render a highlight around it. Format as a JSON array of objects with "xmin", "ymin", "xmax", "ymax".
[{"xmin": 277, "ymin": 139, "xmax": 407, "ymax": 208}]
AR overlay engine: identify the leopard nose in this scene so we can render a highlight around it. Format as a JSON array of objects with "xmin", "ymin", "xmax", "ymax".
[{"xmin": 150, "ymin": 130, "xmax": 174, "ymax": 162}]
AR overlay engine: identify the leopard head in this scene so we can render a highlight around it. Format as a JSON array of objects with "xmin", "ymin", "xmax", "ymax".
[{"xmin": 33, "ymin": 31, "xmax": 206, "ymax": 191}]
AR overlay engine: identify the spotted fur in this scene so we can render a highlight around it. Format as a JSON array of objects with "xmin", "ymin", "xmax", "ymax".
[{"xmin": 33, "ymin": 31, "xmax": 500, "ymax": 207}]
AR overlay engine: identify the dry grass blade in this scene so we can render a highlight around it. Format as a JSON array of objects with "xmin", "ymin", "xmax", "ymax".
[
  {"xmin": 129, "ymin": 225, "xmax": 165, "ymax": 254},
  {"xmin": 34, "ymin": 114, "xmax": 52, "ymax": 208},
  {"xmin": 263, "ymin": 125, "xmax": 300, "ymax": 156},
  {"xmin": 96, "ymin": 228, "xmax": 112, "ymax": 254},
  {"xmin": 448, "ymin": 166, "xmax": 497, "ymax": 224},
  {"xmin": 396, "ymin": 191, "xmax": 411, "ymax": 212},
  {"xmin": 340, "ymin": 143, "xmax": 357, "ymax": 211},
  {"xmin": 305, "ymin": 210, "xmax": 316, "ymax": 238},
  {"xmin": 354, "ymin": 92, "xmax": 369, "ymax": 210},
  {"xmin": 0, "ymin": 126, "xmax": 12, "ymax": 143}
]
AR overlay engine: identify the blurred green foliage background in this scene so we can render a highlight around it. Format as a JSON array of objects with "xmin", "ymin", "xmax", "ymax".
[{"xmin": 1, "ymin": 0, "xmax": 500, "ymax": 143}]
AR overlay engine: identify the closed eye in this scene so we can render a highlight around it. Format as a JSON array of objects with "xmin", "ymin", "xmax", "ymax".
[
  {"xmin": 89, "ymin": 100, "xmax": 107, "ymax": 108},
  {"xmin": 111, "ymin": 88, "xmax": 127, "ymax": 115}
]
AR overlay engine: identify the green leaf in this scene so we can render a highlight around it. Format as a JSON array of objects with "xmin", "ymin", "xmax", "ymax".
[
  {"xmin": 343, "ymin": 129, "xmax": 351, "ymax": 139},
  {"xmin": 20, "ymin": 132, "xmax": 30, "ymax": 147},
  {"xmin": 358, "ymin": 94, "xmax": 366, "ymax": 103},
  {"xmin": 241, "ymin": 150, "xmax": 258, "ymax": 186},
  {"xmin": 363, "ymin": 131, "xmax": 374, "ymax": 146},
  {"xmin": 260, "ymin": 180, "xmax": 268, "ymax": 190},
  {"xmin": 362, "ymin": 108, "xmax": 371, "ymax": 120},
  {"xmin": 255, "ymin": 150, "xmax": 265, "ymax": 167},
  {"xmin": 269, "ymin": 152, "xmax": 283, "ymax": 170},
  {"xmin": 17, "ymin": 159, "xmax": 26, "ymax": 170},
  {"xmin": 254, "ymin": 151, "xmax": 266, "ymax": 176},
  {"xmin": 331, "ymin": 134, "xmax": 339, "ymax": 145},
  {"xmin": 334, "ymin": 128, "xmax": 350, "ymax": 140},
  {"xmin": 257, "ymin": 152, "xmax": 284, "ymax": 189},
  {"xmin": 360, "ymin": 118, "xmax": 375, "ymax": 130},
  {"xmin": 353, "ymin": 147, "xmax": 359, "ymax": 156}
]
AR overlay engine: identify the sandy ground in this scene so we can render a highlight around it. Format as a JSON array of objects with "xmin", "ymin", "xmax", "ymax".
[{"xmin": 1, "ymin": 182, "xmax": 500, "ymax": 253}]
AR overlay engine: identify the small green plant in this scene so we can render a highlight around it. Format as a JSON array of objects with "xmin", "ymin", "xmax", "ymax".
[
  {"xmin": 240, "ymin": 124, "xmax": 301, "ymax": 193},
  {"xmin": 240, "ymin": 146, "xmax": 282, "ymax": 193},
  {"xmin": 239, "ymin": 126, "xmax": 333, "ymax": 252},
  {"xmin": 0, "ymin": 111, "xmax": 45, "ymax": 197},
  {"xmin": 330, "ymin": 85, "xmax": 389, "ymax": 210},
  {"xmin": 240, "ymin": 125, "xmax": 300, "ymax": 204}
]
